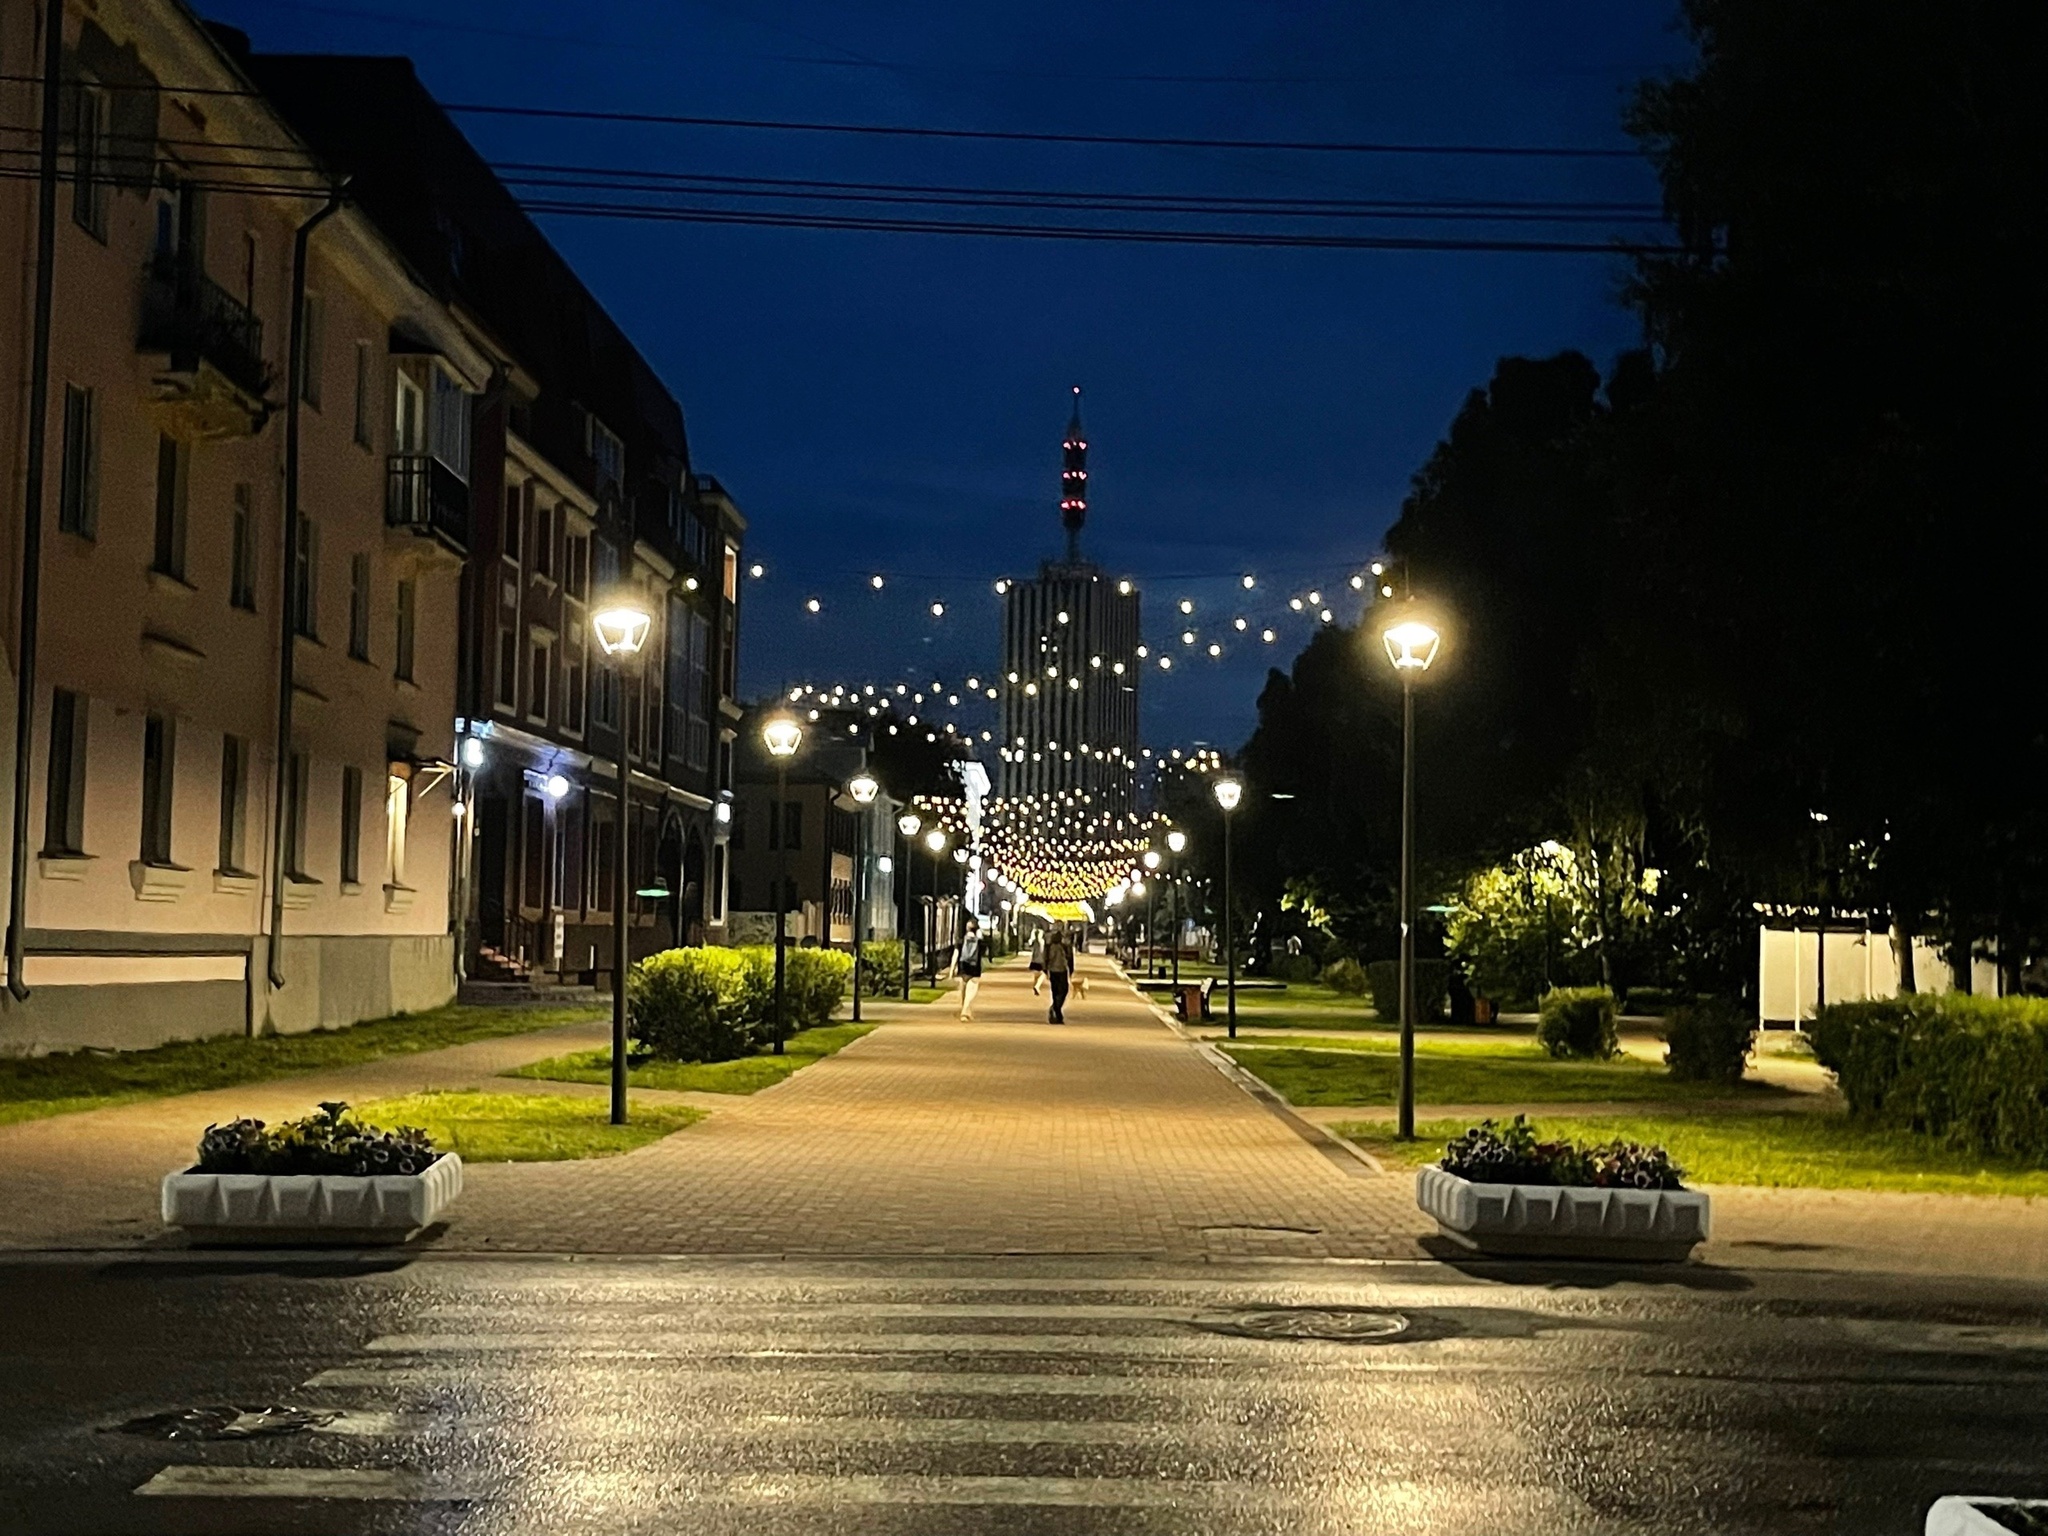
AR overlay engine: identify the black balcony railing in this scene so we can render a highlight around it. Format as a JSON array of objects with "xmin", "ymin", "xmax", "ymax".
[
  {"xmin": 138, "ymin": 252, "xmax": 271, "ymax": 404},
  {"xmin": 386, "ymin": 453, "xmax": 471, "ymax": 553}
]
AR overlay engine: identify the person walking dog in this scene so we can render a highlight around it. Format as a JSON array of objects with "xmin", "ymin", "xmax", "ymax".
[
  {"xmin": 1042, "ymin": 923, "xmax": 1075, "ymax": 1024},
  {"xmin": 953, "ymin": 916, "xmax": 985, "ymax": 1020}
]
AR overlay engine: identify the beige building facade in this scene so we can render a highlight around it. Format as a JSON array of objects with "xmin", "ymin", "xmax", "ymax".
[{"xmin": 0, "ymin": 0, "xmax": 494, "ymax": 1049}]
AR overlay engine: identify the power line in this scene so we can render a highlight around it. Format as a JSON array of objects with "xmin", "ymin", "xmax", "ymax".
[{"xmin": 0, "ymin": 72, "xmax": 1639, "ymax": 159}]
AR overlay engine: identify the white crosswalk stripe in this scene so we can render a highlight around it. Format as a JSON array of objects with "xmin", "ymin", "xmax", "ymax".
[{"xmin": 130, "ymin": 1270, "xmax": 1584, "ymax": 1529}]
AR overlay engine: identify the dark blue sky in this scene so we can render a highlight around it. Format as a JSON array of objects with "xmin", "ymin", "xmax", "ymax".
[{"xmin": 213, "ymin": 0, "xmax": 1692, "ymax": 751}]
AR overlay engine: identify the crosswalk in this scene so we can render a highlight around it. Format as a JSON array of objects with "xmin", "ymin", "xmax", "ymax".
[{"xmin": 122, "ymin": 1269, "xmax": 1614, "ymax": 1534}]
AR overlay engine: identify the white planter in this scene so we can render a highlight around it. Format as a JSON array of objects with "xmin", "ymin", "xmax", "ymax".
[
  {"xmin": 1926, "ymin": 1497, "xmax": 2048, "ymax": 1536},
  {"xmin": 161, "ymin": 1155, "xmax": 463, "ymax": 1245},
  {"xmin": 1416, "ymin": 1165, "xmax": 1709, "ymax": 1261}
]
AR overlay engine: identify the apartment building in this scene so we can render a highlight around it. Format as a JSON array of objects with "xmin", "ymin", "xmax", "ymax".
[
  {"xmin": 246, "ymin": 51, "xmax": 747, "ymax": 989},
  {"xmin": 0, "ymin": 0, "xmax": 492, "ymax": 1049}
]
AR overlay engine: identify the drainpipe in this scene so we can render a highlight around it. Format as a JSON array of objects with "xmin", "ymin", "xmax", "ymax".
[
  {"xmin": 5, "ymin": 0, "xmax": 68, "ymax": 1003},
  {"xmin": 264, "ymin": 185, "xmax": 346, "ymax": 995}
]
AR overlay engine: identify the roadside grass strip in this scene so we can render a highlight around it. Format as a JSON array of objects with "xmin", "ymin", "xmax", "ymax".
[
  {"xmin": 507, "ymin": 1023, "xmax": 875, "ymax": 1096},
  {"xmin": 353, "ymin": 1091, "xmax": 703, "ymax": 1162},
  {"xmin": 1223, "ymin": 1039, "xmax": 1793, "ymax": 1108},
  {"xmin": 1341, "ymin": 1112, "xmax": 2048, "ymax": 1198},
  {"xmin": 0, "ymin": 1004, "xmax": 604, "ymax": 1128}
]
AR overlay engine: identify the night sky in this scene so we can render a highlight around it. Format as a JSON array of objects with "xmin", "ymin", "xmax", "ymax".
[{"xmin": 208, "ymin": 0, "xmax": 1693, "ymax": 751}]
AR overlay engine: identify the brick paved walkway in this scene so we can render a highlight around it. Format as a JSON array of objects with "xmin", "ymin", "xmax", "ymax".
[{"xmin": 3, "ymin": 955, "xmax": 2046, "ymax": 1277}]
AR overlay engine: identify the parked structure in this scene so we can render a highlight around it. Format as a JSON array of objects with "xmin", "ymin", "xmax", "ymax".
[{"xmin": 0, "ymin": 0, "xmax": 491, "ymax": 1049}]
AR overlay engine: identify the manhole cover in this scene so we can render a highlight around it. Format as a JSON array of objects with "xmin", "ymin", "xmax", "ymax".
[
  {"xmin": 112, "ymin": 1405, "xmax": 339, "ymax": 1441},
  {"xmin": 1189, "ymin": 1306, "xmax": 1412, "ymax": 1343}
]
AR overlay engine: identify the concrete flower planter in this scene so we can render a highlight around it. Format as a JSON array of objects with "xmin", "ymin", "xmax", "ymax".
[
  {"xmin": 1926, "ymin": 1496, "xmax": 2048, "ymax": 1536},
  {"xmin": 161, "ymin": 1155, "xmax": 463, "ymax": 1245},
  {"xmin": 1416, "ymin": 1165, "xmax": 1709, "ymax": 1261}
]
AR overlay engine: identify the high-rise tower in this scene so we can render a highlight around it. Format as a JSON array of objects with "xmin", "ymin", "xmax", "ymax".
[{"xmin": 997, "ymin": 389, "xmax": 1142, "ymax": 814}]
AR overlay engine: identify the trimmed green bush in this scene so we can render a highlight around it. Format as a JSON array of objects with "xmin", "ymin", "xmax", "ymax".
[
  {"xmin": 1664, "ymin": 999, "xmax": 1755, "ymax": 1084},
  {"xmin": 1811, "ymin": 994, "xmax": 2048, "ymax": 1162},
  {"xmin": 1625, "ymin": 987, "xmax": 1689, "ymax": 1016},
  {"xmin": 1365, "ymin": 959, "xmax": 1450, "ymax": 1022},
  {"xmin": 1269, "ymin": 952, "xmax": 1318, "ymax": 984},
  {"xmin": 859, "ymin": 939, "xmax": 918, "ymax": 990},
  {"xmin": 1320, "ymin": 957, "xmax": 1369, "ymax": 996},
  {"xmin": 1537, "ymin": 986, "xmax": 1620, "ymax": 1060},
  {"xmin": 629, "ymin": 947, "xmax": 763, "ymax": 1063},
  {"xmin": 784, "ymin": 948, "xmax": 854, "ymax": 1030}
]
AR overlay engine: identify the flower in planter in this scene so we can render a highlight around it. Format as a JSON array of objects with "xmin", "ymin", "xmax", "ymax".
[
  {"xmin": 1440, "ymin": 1115, "xmax": 1685, "ymax": 1191},
  {"xmin": 194, "ymin": 1102, "xmax": 440, "ymax": 1178}
]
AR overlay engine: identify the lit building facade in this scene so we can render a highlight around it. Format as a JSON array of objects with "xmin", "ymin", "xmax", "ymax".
[{"xmin": 996, "ymin": 392, "xmax": 1141, "ymax": 814}]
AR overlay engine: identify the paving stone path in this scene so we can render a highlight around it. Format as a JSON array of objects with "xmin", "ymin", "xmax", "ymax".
[{"xmin": 2, "ymin": 953, "xmax": 2046, "ymax": 1278}]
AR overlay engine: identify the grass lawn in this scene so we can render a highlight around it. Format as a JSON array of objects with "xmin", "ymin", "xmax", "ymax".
[
  {"xmin": 1337, "ymin": 1112, "xmax": 2048, "ymax": 1199},
  {"xmin": 0, "ymin": 1004, "xmax": 604, "ymax": 1129},
  {"xmin": 355, "ymin": 1091, "xmax": 702, "ymax": 1162},
  {"xmin": 1224, "ymin": 1039, "xmax": 1789, "ymax": 1108},
  {"xmin": 507, "ymin": 1023, "xmax": 874, "ymax": 1096}
]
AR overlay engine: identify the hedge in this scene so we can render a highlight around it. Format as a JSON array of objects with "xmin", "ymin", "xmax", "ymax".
[
  {"xmin": 1320, "ymin": 957, "xmax": 1369, "ymax": 996},
  {"xmin": 1663, "ymin": 999, "xmax": 1755, "ymax": 1084},
  {"xmin": 1365, "ymin": 959, "xmax": 1449, "ymax": 1022},
  {"xmin": 1811, "ymin": 994, "xmax": 2048, "ymax": 1162},
  {"xmin": 630, "ymin": 945, "xmax": 854, "ymax": 1062},
  {"xmin": 1538, "ymin": 986, "xmax": 1619, "ymax": 1060}
]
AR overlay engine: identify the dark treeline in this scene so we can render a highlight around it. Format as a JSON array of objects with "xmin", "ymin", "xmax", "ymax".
[{"xmin": 1192, "ymin": 0, "xmax": 2048, "ymax": 999}]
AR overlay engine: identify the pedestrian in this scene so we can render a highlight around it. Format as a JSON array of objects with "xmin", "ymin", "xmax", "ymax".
[
  {"xmin": 1042, "ymin": 923, "xmax": 1075, "ymax": 1024},
  {"xmin": 1029, "ymin": 928, "xmax": 1047, "ymax": 997},
  {"xmin": 953, "ymin": 916, "xmax": 985, "ymax": 1020}
]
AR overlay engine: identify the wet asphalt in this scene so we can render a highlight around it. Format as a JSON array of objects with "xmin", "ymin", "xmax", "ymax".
[{"xmin": 2, "ymin": 1253, "xmax": 2045, "ymax": 1535}]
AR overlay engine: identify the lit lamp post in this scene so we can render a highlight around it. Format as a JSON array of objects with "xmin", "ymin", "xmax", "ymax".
[
  {"xmin": 1382, "ymin": 610, "xmax": 1443, "ymax": 1140},
  {"xmin": 923, "ymin": 827, "xmax": 949, "ymax": 982},
  {"xmin": 1166, "ymin": 829, "xmax": 1188, "ymax": 989},
  {"xmin": 846, "ymin": 772, "xmax": 879, "ymax": 1022},
  {"xmin": 592, "ymin": 600, "xmax": 652, "ymax": 1125},
  {"xmin": 762, "ymin": 712, "xmax": 804, "ymax": 1055},
  {"xmin": 1142, "ymin": 850, "xmax": 1162, "ymax": 975},
  {"xmin": 897, "ymin": 812, "xmax": 921, "ymax": 999},
  {"xmin": 1213, "ymin": 776, "xmax": 1243, "ymax": 1039}
]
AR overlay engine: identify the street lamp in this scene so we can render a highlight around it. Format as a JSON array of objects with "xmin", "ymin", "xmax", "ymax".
[
  {"xmin": 847, "ymin": 772, "xmax": 879, "ymax": 1022},
  {"xmin": 923, "ymin": 827, "xmax": 948, "ymax": 983},
  {"xmin": 1381, "ymin": 607, "xmax": 1442, "ymax": 1140},
  {"xmin": 1166, "ymin": 828, "xmax": 1188, "ymax": 989},
  {"xmin": 592, "ymin": 597, "xmax": 651, "ymax": 1125},
  {"xmin": 763, "ymin": 712, "xmax": 804, "ymax": 1056},
  {"xmin": 1214, "ymin": 775, "xmax": 1243, "ymax": 1038},
  {"xmin": 897, "ymin": 812, "xmax": 921, "ymax": 999},
  {"xmin": 1142, "ymin": 849, "xmax": 1162, "ymax": 975}
]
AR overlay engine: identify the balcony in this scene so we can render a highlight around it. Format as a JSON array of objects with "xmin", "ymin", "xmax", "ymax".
[
  {"xmin": 138, "ymin": 253, "xmax": 272, "ymax": 439},
  {"xmin": 385, "ymin": 452, "xmax": 471, "ymax": 559}
]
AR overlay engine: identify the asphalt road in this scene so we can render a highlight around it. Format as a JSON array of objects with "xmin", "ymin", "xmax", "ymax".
[{"xmin": 3, "ymin": 1253, "xmax": 2045, "ymax": 1535}]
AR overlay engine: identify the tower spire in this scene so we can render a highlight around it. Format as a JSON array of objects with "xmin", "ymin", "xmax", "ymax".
[{"xmin": 1060, "ymin": 385, "xmax": 1087, "ymax": 563}]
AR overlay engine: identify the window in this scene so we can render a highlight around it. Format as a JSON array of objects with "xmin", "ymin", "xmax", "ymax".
[
  {"xmin": 711, "ymin": 844, "xmax": 726, "ymax": 921},
  {"xmin": 348, "ymin": 553, "xmax": 371, "ymax": 660},
  {"xmin": 593, "ymin": 815, "xmax": 615, "ymax": 913},
  {"xmin": 502, "ymin": 483, "xmax": 523, "ymax": 561},
  {"xmin": 565, "ymin": 532, "xmax": 589, "ymax": 600},
  {"xmin": 230, "ymin": 484, "xmax": 257, "ymax": 609},
  {"xmin": 592, "ymin": 663, "xmax": 617, "ymax": 729},
  {"xmin": 529, "ymin": 632, "xmax": 553, "ymax": 721},
  {"xmin": 394, "ymin": 371, "xmax": 424, "ymax": 454},
  {"xmin": 394, "ymin": 578, "xmax": 416, "ymax": 682},
  {"xmin": 587, "ymin": 413, "xmax": 624, "ymax": 484},
  {"xmin": 495, "ymin": 618, "xmax": 518, "ymax": 711},
  {"xmin": 59, "ymin": 386, "xmax": 98, "ymax": 538},
  {"xmin": 297, "ymin": 293, "xmax": 324, "ymax": 408},
  {"xmin": 147, "ymin": 435, "xmax": 190, "ymax": 579},
  {"xmin": 521, "ymin": 794, "xmax": 545, "ymax": 910},
  {"xmin": 785, "ymin": 802, "xmax": 803, "ymax": 851},
  {"xmin": 723, "ymin": 544, "xmax": 738, "ymax": 603},
  {"xmin": 217, "ymin": 735, "xmax": 247, "ymax": 873},
  {"xmin": 241, "ymin": 232, "xmax": 258, "ymax": 313},
  {"xmin": 292, "ymin": 514, "xmax": 319, "ymax": 638},
  {"xmin": 140, "ymin": 715, "xmax": 175, "ymax": 865},
  {"xmin": 340, "ymin": 766, "xmax": 362, "ymax": 886},
  {"xmin": 386, "ymin": 772, "xmax": 409, "ymax": 888},
  {"xmin": 283, "ymin": 752, "xmax": 309, "ymax": 878},
  {"xmin": 43, "ymin": 689, "xmax": 87, "ymax": 855},
  {"xmin": 352, "ymin": 341, "xmax": 373, "ymax": 447},
  {"xmin": 563, "ymin": 622, "xmax": 586, "ymax": 736},
  {"xmin": 71, "ymin": 82, "xmax": 108, "ymax": 239},
  {"xmin": 532, "ymin": 502, "xmax": 554, "ymax": 579}
]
